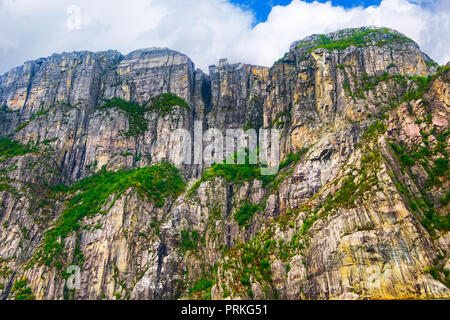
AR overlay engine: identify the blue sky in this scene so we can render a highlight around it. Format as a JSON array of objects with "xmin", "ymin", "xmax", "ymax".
[{"xmin": 231, "ymin": 0, "xmax": 383, "ymax": 23}]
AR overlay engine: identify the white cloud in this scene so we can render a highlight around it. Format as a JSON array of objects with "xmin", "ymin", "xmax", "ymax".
[
  {"xmin": 230, "ymin": 0, "xmax": 450, "ymax": 67},
  {"xmin": 0, "ymin": 0, "xmax": 448, "ymax": 74}
]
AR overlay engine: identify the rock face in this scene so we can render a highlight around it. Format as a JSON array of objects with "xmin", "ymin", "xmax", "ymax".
[{"xmin": 0, "ymin": 27, "xmax": 448, "ymax": 300}]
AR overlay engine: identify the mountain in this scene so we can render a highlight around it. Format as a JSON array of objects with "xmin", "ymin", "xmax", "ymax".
[{"xmin": 0, "ymin": 27, "xmax": 448, "ymax": 300}]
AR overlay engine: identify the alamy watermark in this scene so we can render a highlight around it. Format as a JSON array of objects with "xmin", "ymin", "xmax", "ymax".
[
  {"xmin": 169, "ymin": 122, "xmax": 280, "ymax": 175},
  {"xmin": 66, "ymin": 265, "xmax": 81, "ymax": 290}
]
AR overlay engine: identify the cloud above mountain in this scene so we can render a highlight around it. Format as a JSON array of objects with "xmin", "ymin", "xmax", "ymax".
[{"xmin": 0, "ymin": 0, "xmax": 448, "ymax": 74}]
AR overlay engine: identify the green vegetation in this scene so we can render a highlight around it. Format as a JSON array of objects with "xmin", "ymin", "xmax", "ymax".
[
  {"xmin": 35, "ymin": 163, "xmax": 185, "ymax": 266},
  {"xmin": 426, "ymin": 266, "xmax": 450, "ymax": 288},
  {"xmin": 299, "ymin": 211, "xmax": 319, "ymax": 236},
  {"xmin": 360, "ymin": 73, "xmax": 407, "ymax": 98},
  {"xmin": 433, "ymin": 158, "xmax": 448, "ymax": 176},
  {"xmin": 189, "ymin": 277, "xmax": 215, "ymax": 297},
  {"xmin": 339, "ymin": 69, "xmax": 410, "ymax": 101},
  {"xmin": 181, "ymin": 229, "xmax": 200, "ymax": 253},
  {"xmin": 389, "ymin": 137, "xmax": 449, "ymax": 235},
  {"xmin": 400, "ymin": 153, "xmax": 416, "ymax": 166},
  {"xmin": 390, "ymin": 141, "xmax": 448, "ymax": 184},
  {"xmin": 200, "ymin": 158, "xmax": 261, "ymax": 185},
  {"xmin": 149, "ymin": 93, "xmax": 190, "ymax": 116},
  {"xmin": 0, "ymin": 259, "xmax": 13, "ymax": 279},
  {"xmin": 217, "ymin": 230, "xmax": 278, "ymax": 298},
  {"xmin": 332, "ymin": 176, "xmax": 359, "ymax": 208},
  {"xmin": 422, "ymin": 207, "xmax": 449, "ymax": 233},
  {"xmin": 0, "ymin": 181, "xmax": 19, "ymax": 195},
  {"xmin": 338, "ymin": 61, "xmax": 444, "ymax": 106},
  {"xmin": 14, "ymin": 120, "xmax": 31, "ymax": 132},
  {"xmin": 32, "ymin": 108, "xmax": 50, "ymax": 119},
  {"xmin": 320, "ymin": 122, "xmax": 385, "ymax": 213},
  {"xmin": 99, "ymin": 98, "xmax": 147, "ymax": 137},
  {"xmin": 393, "ymin": 176, "xmax": 449, "ymax": 234},
  {"xmin": 12, "ymin": 277, "xmax": 35, "ymax": 300},
  {"xmin": 387, "ymin": 63, "xmax": 397, "ymax": 69},
  {"xmin": 439, "ymin": 191, "xmax": 450, "ymax": 206},
  {"xmin": 239, "ymin": 237, "xmax": 273, "ymax": 286},
  {"xmin": 272, "ymin": 111, "xmax": 291, "ymax": 129},
  {"xmin": 243, "ymin": 122, "xmax": 253, "ymax": 131},
  {"xmin": 187, "ymin": 153, "xmax": 262, "ymax": 197},
  {"xmin": 401, "ymin": 76, "xmax": 433, "ymax": 103},
  {"xmin": 279, "ymin": 148, "xmax": 309, "ymax": 171},
  {"xmin": 188, "ymin": 148, "xmax": 308, "ymax": 197},
  {"xmin": 395, "ymin": 65, "xmax": 450, "ymax": 106},
  {"xmin": 13, "ymin": 109, "xmax": 50, "ymax": 133},
  {"xmin": 361, "ymin": 121, "xmax": 387, "ymax": 142},
  {"xmin": 297, "ymin": 28, "xmax": 412, "ymax": 52},
  {"xmin": 99, "ymin": 94, "xmax": 189, "ymax": 137},
  {"xmin": 234, "ymin": 202, "xmax": 261, "ymax": 227},
  {"xmin": 0, "ymin": 138, "xmax": 36, "ymax": 161},
  {"xmin": 323, "ymin": 172, "xmax": 378, "ymax": 212},
  {"xmin": 425, "ymin": 254, "xmax": 450, "ymax": 288}
]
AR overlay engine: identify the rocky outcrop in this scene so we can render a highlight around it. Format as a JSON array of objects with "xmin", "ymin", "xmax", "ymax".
[{"xmin": 0, "ymin": 27, "xmax": 448, "ymax": 300}]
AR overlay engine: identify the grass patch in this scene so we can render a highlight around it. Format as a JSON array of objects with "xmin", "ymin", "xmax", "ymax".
[
  {"xmin": 12, "ymin": 277, "xmax": 35, "ymax": 300},
  {"xmin": 99, "ymin": 98, "xmax": 147, "ymax": 137},
  {"xmin": 433, "ymin": 158, "xmax": 448, "ymax": 176},
  {"xmin": 389, "ymin": 146, "xmax": 449, "ymax": 234},
  {"xmin": 299, "ymin": 211, "xmax": 319, "ymax": 236},
  {"xmin": 34, "ymin": 163, "xmax": 186, "ymax": 266},
  {"xmin": 401, "ymin": 76, "xmax": 432, "ymax": 103},
  {"xmin": 148, "ymin": 93, "xmax": 190, "ymax": 116},
  {"xmin": 187, "ymin": 148, "xmax": 308, "ymax": 197},
  {"xmin": 187, "ymin": 155, "xmax": 262, "ymax": 197},
  {"xmin": 439, "ymin": 191, "xmax": 450, "ymax": 206},
  {"xmin": 361, "ymin": 121, "xmax": 387, "ymax": 142},
  {"xmin": 297, "ymin": 28, "xmax": 413, "ymax": 52},
  {"xmin": 425, "ymin": 265, "xmax": 450, "ymax": 288},
  {"xmin": 239, "ymin": 237, "xmax": 274, "ymax": 285},
  {"xmin": 279, "ymin": 148, "xmax": 309, "ymax": 171},
  {"xmin": 0, "ymin": 138, "xmax": 36, "ymax": 161},
  {"xmin": 234, "ymin": 202, "xmax": 261, "ymax": 227},
  {"xmin": 99, "ymin": 94, "xmax": 189, "ymax": 137},
  {"xmin": 181, "ymin": 229, "xmax": 200, "ymax": 253},
  {"xmin": 333, "ymin": 176, "xmax": 358, "ymax": 208},
  {"xmin": 422, "ymin": 210, "xmax": 449, "ymax": 233},
  {"xmin": 0, "ymin": 182, "xmax": 19, "ymax": 195},
  {"xmin": 189, "ymin": 277, "xmax": 215, "ymax": 299}
]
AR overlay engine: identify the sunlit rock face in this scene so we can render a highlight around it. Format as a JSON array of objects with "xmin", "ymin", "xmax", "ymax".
[{"xmin": 0, "ymin": 27, "xmax": 449, "ymax": 300}]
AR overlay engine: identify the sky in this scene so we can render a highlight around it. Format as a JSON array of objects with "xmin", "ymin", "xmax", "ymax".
[
  {"xmin": 0, "ymin": 0, "xmax": 449, "ymax": 74},
  {"xmin": 231, "ymin": 0, "xmax": 383, "ymax": 23}
]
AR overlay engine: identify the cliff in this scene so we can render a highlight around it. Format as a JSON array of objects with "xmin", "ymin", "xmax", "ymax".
[{"xmin": 0, "ymin": 27, "xmax": 448, "ymax": 300}]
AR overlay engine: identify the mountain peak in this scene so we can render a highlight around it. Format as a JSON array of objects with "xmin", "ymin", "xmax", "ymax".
[{"xmin": 289, "ymin": 26, "xmax": 416, "ymax": 52}]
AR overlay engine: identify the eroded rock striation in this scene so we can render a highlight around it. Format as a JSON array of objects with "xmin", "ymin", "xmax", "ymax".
[{"xmin": 0, "ymin": 27, "xmax": 448, "ymax": 300}]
